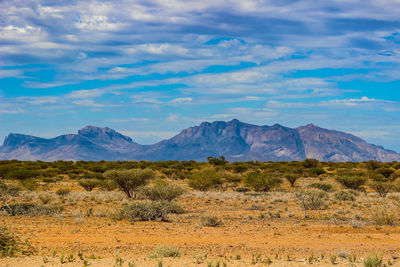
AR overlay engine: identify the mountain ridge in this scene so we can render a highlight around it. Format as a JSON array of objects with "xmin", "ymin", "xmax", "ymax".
[{"xmin": 0, "ymin": 120, "xmax": 399, "ymax": 162}]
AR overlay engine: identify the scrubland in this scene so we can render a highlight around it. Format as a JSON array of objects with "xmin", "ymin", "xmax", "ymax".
[{"xmin": 1, "ymin": 158, "xmax": 400, "ymax": 266}]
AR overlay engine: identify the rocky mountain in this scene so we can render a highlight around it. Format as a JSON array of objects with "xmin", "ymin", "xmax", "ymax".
[{"xmin": 0, "ymin": 120, "xmax": 399, "ymax": 162}]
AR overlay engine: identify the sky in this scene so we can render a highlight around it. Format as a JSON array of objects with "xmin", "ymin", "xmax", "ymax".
[{"xmin": 1, "ymin": 0, "xmax": 400, "ymax": 152}]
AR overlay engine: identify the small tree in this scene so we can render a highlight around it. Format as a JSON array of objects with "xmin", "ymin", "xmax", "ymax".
[
  {"xmin": 285, "ymin": 174, "xmax": 300, "ymax": 187},
  {"xmin": 103, "ymin": 169, "xmax": 155, "ymax": 198}
]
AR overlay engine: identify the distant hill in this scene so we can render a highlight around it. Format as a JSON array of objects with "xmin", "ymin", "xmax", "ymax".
[{"xmin": 1, "ymin": 119, "xmax": 399, "ymax": 162}]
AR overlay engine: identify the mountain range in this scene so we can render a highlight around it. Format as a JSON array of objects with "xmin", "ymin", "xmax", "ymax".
[{"xmin": 0, "ymin": 119, "xmax": 399, "ymax": 162}]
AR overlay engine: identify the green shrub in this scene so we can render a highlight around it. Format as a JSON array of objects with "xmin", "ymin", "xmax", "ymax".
[
  {"xmin": 244, "ymin": 171, "xmax": 281, "ymax": 192},
  {"xmin": 1, "ymin": 203, "xmax": 63, "ymax": 216},
  {"xmin": 150, "ymin": 246, "xmax": 181, "ymax": 258},
  {"xmin": 103, "ymin": 169, "xmax": 155, "ymax": 198},
  {"xmin": 113, "ymin": 201, "xmax": 183, "ymax": 222},
  {"xmin": 188, "ymin": 168, "xmax": 222, "ymax": 191},
  {"xmin": 334, "ymin": 190, "xmax": 355, "ymax": 201},
  {"xmin": 78, "ymin": 179, "xmax": 100, "ymax": 192},
  {"xmin": 335, "ymin": 176, "xmax": 367, "ymax": 190},
  {"xmin": 363, "ymin": 255, "xmax": 383, "ymax": 267},
  {"xmin": 309, "ymin": 183, "xmax": 332, "ymax": 192},
  {"xmin": 199, "ymin": 215, "xmax": 223, "ymax": 227},
  {"xmin": 137, "ymin": 180, "xmax": 185, "ymax": 201}
]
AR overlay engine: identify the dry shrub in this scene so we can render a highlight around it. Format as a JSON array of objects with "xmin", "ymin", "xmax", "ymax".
[
  {"xmin": 296, "ymin": 189, "xmax": 328, "ymax": 211},
  {"xmin": 334, "ymin": 190, "xmax": 355, "ymax": 201},
  {"xmin": 150, "ymin": 246, "xmax": 181, "ymax": 258},
  {"xmin": 112, "ymin": 201, "xmax": 183, "ymax": 222},
  {"xmin": 0, "ymin": 203, "xmax": 63, "ymax": 216},
  {"xmin": 199, "ymin": 215, "xmax": 223, "ymax": 227},
  {"xmin": 371, "ymin": 209, "xmax": 396, "ymax": 226}
]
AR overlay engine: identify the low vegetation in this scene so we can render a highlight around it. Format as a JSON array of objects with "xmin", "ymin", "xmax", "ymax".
[{"xmin": 0, "ymin": 158, "xmax": 399, "ymax": 264}]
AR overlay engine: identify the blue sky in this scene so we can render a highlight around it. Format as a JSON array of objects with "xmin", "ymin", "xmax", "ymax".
[{"xmin": 1, "ymin": 0, "xmax": 400, "ymax": 151}]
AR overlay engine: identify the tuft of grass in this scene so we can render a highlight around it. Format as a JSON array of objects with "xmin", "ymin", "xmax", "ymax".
[{"xmin": 150, "ymin": 246, "xmax": 181, "ymax": 258}]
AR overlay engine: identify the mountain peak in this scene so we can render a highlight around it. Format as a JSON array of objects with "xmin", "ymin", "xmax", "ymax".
[
  {"xmin": 78, "ymin": 125, "xmax": 133, "ymax": 142},
  {"xmin": 3, "ymin": 133, "xmax": 41, "ymax": 147}
]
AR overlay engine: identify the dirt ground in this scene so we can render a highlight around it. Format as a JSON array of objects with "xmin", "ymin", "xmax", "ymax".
[{"xmin": 1, "ymin": 187, "xmax": 400, "ymax": 266}]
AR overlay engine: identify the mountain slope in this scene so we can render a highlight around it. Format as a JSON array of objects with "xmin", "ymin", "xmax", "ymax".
[
  {"xmin": 0, "ymin": 120, "xmax": 399, "ymax": 162},
  {"xmin": 297, "ymin": 124, "xmax": 400, "ymax": 162}
]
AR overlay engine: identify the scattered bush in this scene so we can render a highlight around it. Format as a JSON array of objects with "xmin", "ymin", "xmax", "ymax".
[
  {"xmin": 150, "ymin": 246, "xmax": 181, "ymax": 258},
  {"xmin": 244, "ymin": 171, "xmax": 281, "ymax": 192},
  {"xmin": 103, "ymin": 169, "xmax": 155, "ymax": 198},
  {"xmin": 137, "ymin": 180, "xmax": 185, "ymax": 201},
  {"xmin": 188, "ymin": 168, "xmax": 222, "ymax": 191},
  {"xmin": 0, "ymin": 203, "xmax": 63, "ymax": 216},
  {"xmin": 199, "ymin": 215, "xmax": 223, "ymax": 227},
  {"xmin": 207, "ymin": 156, "xmax": 228, "ymax": 166},
  {"xmin": 309, "ymin": 183, "xmax": 332, "ymax": 192},
  {"xmin": 113, "ymin": 201, "xmax": 183, "ymax": 222},
  {"xmin": 334, "ymin": 190, "xmax": 355, "ymax": 201},
  {"xmin": 78, "ymin": 179, "xmax": 100, "ymax": 192}
]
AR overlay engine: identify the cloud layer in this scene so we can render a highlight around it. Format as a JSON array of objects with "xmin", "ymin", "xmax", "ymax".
[{"xmin": 1, "ymin": 0, "xmax": 400, "ymax": 150}]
